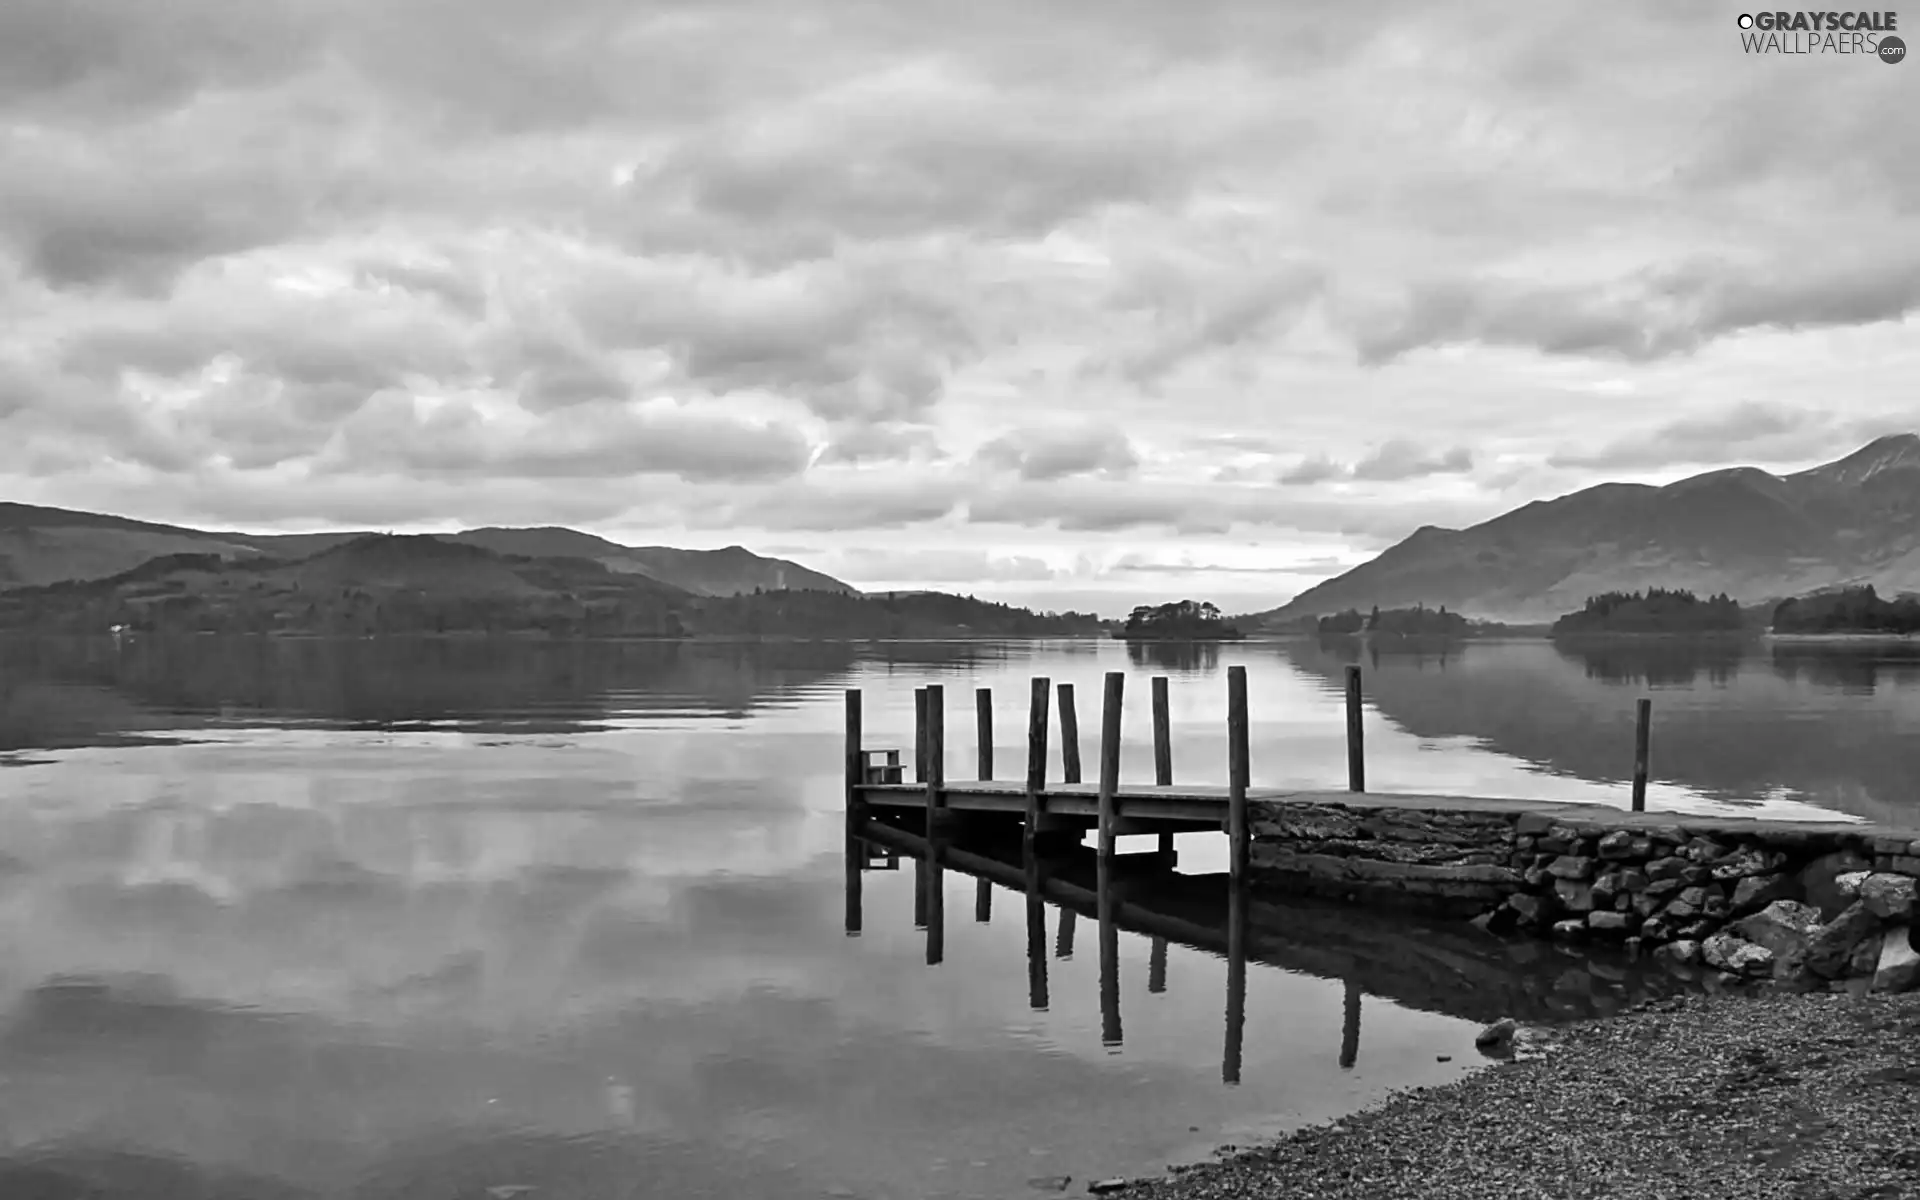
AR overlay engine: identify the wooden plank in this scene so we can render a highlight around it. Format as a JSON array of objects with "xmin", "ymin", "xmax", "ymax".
[
  {"xmin": 1058, "ymin": 682, "xmax": 1082, "ymax": 784},
  {"xmin": 1228, "ymin": 665, "xmax": 1250, "ymax": 884},
  {"xmin": 1632, "ymin": 697, "xmax": 1652, "ymax": 813},
  {"xmin": 844, "ymin": 688, "xmax": 863, "ymax": 936},
  {"xmin": 977, "ymin": 687, "xmax": 994, "ymax": 781},
  {"xmin": 1345, "ymin": 665, "xmax": 1365, "ymax": 793}
]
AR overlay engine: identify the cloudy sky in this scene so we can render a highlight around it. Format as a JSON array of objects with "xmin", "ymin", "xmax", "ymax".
[{"xmin": 0, "ymin": 1, "xmax": 1915, "ymax": 616}]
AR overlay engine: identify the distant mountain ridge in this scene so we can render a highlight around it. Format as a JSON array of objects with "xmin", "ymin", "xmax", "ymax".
[
  {"xmin": 0, "ymin": 504, "xmax": 855, "ymax": 598},
  {"xmin": 1261, "ymin": 434, "xmax": 1920, "ymax": 625}
]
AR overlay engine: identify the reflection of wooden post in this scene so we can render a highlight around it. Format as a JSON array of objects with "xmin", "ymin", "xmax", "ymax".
[
  {"xmin": 1056, "ymin": 908, "xmax": 1077, "ymax": 958},
  {"xmin": 1026, "ymin": 878, "xmax": 1049, "ymax": 1011},
  {"xmin": 1345, "ymin": 665, "xmax": 1365, "ymax": 793},
  {"xmin": 1058, "ymin": 682, "xmax": 1082, "ymax": 784},
  {"xmin": 977, "ymin": 687, "xmax": 993, "ymax": 781},
  {"xmin": 1100, "ymin": 911, "xmax": 1122, "ymax": 1047},
  {"xmin": 925, "ymin": 685, "xmax": 945, "ymax": 966},
  {"xmin": 1224, "ymin": 874, "xmax": 1247, "ymax": 1085},
  {"xmin": 1339, "ymin": 977, "xmax": 1361, "ymax": 1069},
  {"xmin": 1227, "ymin": 666, "xmax": 1249, "ymax": 885},
  {"xmin": 974, "ymin": 878, "xmax": 992, "ymax": 924},
  {"xmin": 1149, "ymin": 936, "xmax": 1168, "ymax": 994},
  {"xmin": 1152, "ymin": 676, "xmax": 1174, "ymax": 854},
  {"xmin": 844, "ymin": 689, "xmax": 863, "ymax": 936},
  {"xmin": 1632, "ymin": 698, "xmax": 1652, "ymax": 813},
  {"xmin": 913, "ymin": 858, "xmax": 928, "ymax": 928}
]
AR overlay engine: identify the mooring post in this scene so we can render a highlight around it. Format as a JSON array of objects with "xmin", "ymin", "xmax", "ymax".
[
  {"xmin": 1345, "ymin": 664, "xmax": 1365, "ymax": 793},
  {"xmin": 1228, "ymin": 664, "xmax": 1250, "ymax": 884},
  {"xmin": 1097, "ymin": 671, "xmax": 1124, "ymax": 868},
  {"xmin": 1025, "ymin": 677, "xmax": 1051, "ymax": 856},
  {"xmin": 1632, "ymin": 697, "xmax": 1652, "ymax": 812},
  {"xmin": 844, "ymin": 689, "xmax": 863, "ymax": 936},
  {"xmin": 1058, "ymin": 682, "xmax": 1082, "ymax": 784},
  {"xmin": 1151, "ymin": 675, "xmax": 1174, "ymax": 854},
  {"xmin": 976, "ymin": 687, "xmax": 993, "ymax": 781},
  {"xmin": 914, "ymin": 687, "xmax": 929, "ymax": 783},
  {"xmin": 925, "ymin": 684, "xmax": 945, "ymax": 966},
  {"xmin": 1339, "ymin": 977, "xmax": 1361, "ymax": 1069}
]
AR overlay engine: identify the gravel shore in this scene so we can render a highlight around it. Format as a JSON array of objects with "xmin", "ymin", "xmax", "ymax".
[{"xmin": 1107, "ymin": 988, "xmax": 1920, "ymax": 1200}]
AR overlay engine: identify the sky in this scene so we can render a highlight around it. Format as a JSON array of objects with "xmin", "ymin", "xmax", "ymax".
[{"xmin": 0, "ymin": 1, "xmax": 1915, "ymax": 618}]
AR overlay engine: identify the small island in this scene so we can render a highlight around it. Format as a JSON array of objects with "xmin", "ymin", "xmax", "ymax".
[
  {"xmin": 1317, "ymin": 602, "xmax": 1469, "ymax": 637},
  {"xmin": 1549, "ymin": 588, "xmax": 1751, "ymax": 636},
  {"xmin": 1114, "ymin": 599, "xmax": 1244, "ymax": 641},
  {"xmin": 1771, "ymin": 584, "xmax": 1920, "ymax": 635}
]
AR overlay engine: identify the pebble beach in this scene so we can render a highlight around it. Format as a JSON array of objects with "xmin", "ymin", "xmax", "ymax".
[{"xmin": 1100, "ymin": 989, "xmax": 1920, "ymax": 1200}]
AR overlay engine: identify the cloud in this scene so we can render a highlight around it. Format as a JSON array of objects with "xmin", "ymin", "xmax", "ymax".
[
  {"xmin": 1351, "ymin": 440, "xmax": 1475, "ymax": 482},
  {"xmin": 827, "ymin": 547, "xmax": 1059, "ymax": 585},
  {"xmin": 1278, "ymin": 454, "xmax": 1348, "ymax": 486},
  {"xmin": 1547, "ymin": 401, "xmax": 1827, "ymax": 472},
  {"xmin": 815, "ymin": 424, "xmax": 946, "ymax": 466},
  {"xmin": 973, "ymin": 425, "xmax": 1139, "ymax": 481}
]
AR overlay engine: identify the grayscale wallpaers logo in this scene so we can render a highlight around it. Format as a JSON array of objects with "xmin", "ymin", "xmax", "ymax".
[{"xmin": 1736, "ymin": 10, "xmax": 1904, "ymax": 59}]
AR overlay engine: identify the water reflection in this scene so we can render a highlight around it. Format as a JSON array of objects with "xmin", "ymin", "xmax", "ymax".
[
  {"xmin": 846, "ymin": 813, "xmax": 1705, "ymax": 1087},
  {"xmin": 1124, "ymin": 641, "xmax": 1222, "ymax": 674},
  {"xmin": 1556, "ymin": 638, "xmax": 1747, "ymax": 687}
]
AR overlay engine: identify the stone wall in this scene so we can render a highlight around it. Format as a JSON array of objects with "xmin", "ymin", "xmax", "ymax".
[{"xmin": 1247, "ymin": 799, "xmax": 1920, "ymax": 994}]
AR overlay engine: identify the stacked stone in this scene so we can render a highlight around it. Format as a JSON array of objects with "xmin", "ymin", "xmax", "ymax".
[{"xmin": 1481, "ymin": 814, "xmax": 1920, "ymax": 993}]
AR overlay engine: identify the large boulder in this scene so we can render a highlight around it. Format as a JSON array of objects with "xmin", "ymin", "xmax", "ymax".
[
  {"xmin": 1860, "ymin": 873, "xmax": 1918, "ymax": 921},
  {"xmin": 1733, "ymin": 899, "xmax": 1824, "ymax": 961},
  {"xmin": 1703, "ymin": 932, "xmax": 1775, "ymax": 977},
  {"xmin": 1730, "ymin": 873, "xmax": 1797, "ymax": 915},
  {"xmin": 1803, "ymin": 901, "xmax": 1883, "ymax": 978}
]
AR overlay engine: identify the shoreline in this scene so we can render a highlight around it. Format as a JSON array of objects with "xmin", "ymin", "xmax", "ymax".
[{"xmin": 1098, "ymin": 987, "xmax": 1920, "ymax": 1199}]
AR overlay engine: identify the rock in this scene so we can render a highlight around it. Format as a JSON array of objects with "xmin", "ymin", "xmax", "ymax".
[
  {"xmin": 1616, "ymin": 867, "xmax": 1649, "ymax": 892},
  {"xmin": 1881, "ymin": 855, "xmax": 1920, "ymax": 874},
  {"xmin": 1664, "ymin": 887, "xmax": 1708, "ymax": 921},
  {"xmin": 1089, "ymin": 1180, "xmax": 1129, "ymax": 1195},
  {"xmin": 1535, "ymin": 835, "xmax": 1573, "ymax": 855},
  {"xmin": 1804, "ymin": 900, "xmax": 1884, "ymax": 978},
  {"xmin": 1623, "ymin": 936, "xmax": 1643, "ymax": 957},
  {"xmin": 1874, "ymin": 925, "xmax": 1920, "ymax": 993},
  {"xmin": 1710, "ymin": 846, "xmax": 1783, "ymax": 880},
  {"xmin": 1475, "ymin": 1017, "xmax": 1518, "ymax": 1047},
  {"xmin": 1522, "ymin": 866, "xmax": 1552, "ymax": 889},
  {"xmin": 1588, "ymin": 911, "xmax": 1635, "ymax": 936},
  {"xmin": 1678, "ymin": 920, "xmax": 1719, "ymax": 940},
  {"xmin": 1802, "ymin": 850, "xmax": 1873, "ymax": 919},
  {"xmin": 1514, "ymin": 835, "xmax": 1536, "ymax": 852},
  {"xmin": 1861, "ymin": 873, "xmax": 1918, "ymax": 920},
  {"xmin": 1655, "ymin": 938, "xmax": 1703, "ymax": 965},
  {"xmin": 1733, "ymin": 900, "xmax": 1824, "ymax": 961},
  {"xmin": 1681, "ymin": 865, "xmax": 1714, "ymax": 886},
  {"xmin": 1850, "ymin": 933, "xmax": 1885, "ymax": 975},
  {"xmin": 1646, "ymin": 856, "xmax": 1690, "ymax": 881},
  {"xmin": 1641, "ymin": 917, "xmax": 1672, "ymax": 942},
  {"xmin": 1506, "ymin": 893, "xmax": 1550, "ymax": 926},
  {"xmin": 1682, "ymin": 836, "xmax": 1726, "ymax": 863},
  {"xmin": 1702, "ymin": 932, "xmax": 1774, "ymax": 976},
  {"xmin": 1645, "ymin": 877, "xmax": 1685, "ymax": 900},
  {"xmin": 1591, "ymin": 869, "xmax": 1624, "ymax": 902},
  {"xmin": 1613, "ymin": 891, "xmax": 1633, "ymax": 912},
  {"xmin": 1554, "ymin": 879, "xmax": 1595, "ymax": 913},
  {"xmin": 1632, "ymin": 891, "xmax": 1663, "ymax": 918},
  {"xmin": 1514, "ymin": 813, "xmax": 1556, "ymax": 836},
  {"xmin": 1730, "ymin": 872, "xmax": 1796, "ymax": 914},
  {"xmin": 1551, "ymin": 919, "xmax": 1587, "ymax": 941},
  {"xmin": 1548, "ymin": 855, "xmax": 1597, "ymax": 881},
  {"xmin": 1836, "ymin": 870, "xmax": 1871, "ymax": 897},
  {"xmin": 1597, "ymin": 830, "xmax": 1637, "ymax": 860},
  {"xmin": 1470, "ymin": 908, "xmax": 1512, "ymax": 935}
]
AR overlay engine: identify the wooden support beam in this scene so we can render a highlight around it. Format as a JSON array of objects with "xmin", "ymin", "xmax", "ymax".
[
  {"xmin": 1058, "ymin": 681, "xmax": 1082, "ymax": 784},
  {"xmin": 977, "ymin": 687, "xmax": 994, "ymax": 781},
  {"xmin": 1228, "ymin": 664, "xmax": 1250, "ymax": 885},
  {"xmin": 1025, "ymin": 676, "xmax": 1051, "ymax": 853},
  {"xmin": 1345, "ymin": 665, "xmax": 1365, "ymax": 793},
  {"xmin": 1632, "ymin": 697, "xmax": 1652, "ymax": 813},
  {"xmin": 914, "ymin": 687, "xmax": 928, "ymax": 784},
  {"xmin": 844, "ymin": 688, "xmax": 863, "ymax": 936},
  {"xmin": 924, "ymin": 683, "xmax": 945, "ymax": 965},
  {"xmin": 1152, "ymin": 675, "xmax": 1174, "ymax": 854}
]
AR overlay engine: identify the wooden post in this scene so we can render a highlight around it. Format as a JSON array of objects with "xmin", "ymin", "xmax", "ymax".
[
  {"xmin": 1056, "ymin": 907, "xmax": 1076, "ymax": 958},
  {"xmin": 1152, "ymin": 675, "xmax": 1174, "ymax": 854},
  {"xmin": 1097, "ymin": 671, "xmax": 1124, "ymax": 868},
  {"xmin": 977, "ymin": 687, "xmax": 993, "ymax": 781},
  {"xmin": 1228, "ymin": 665, "xmax": 1250, "ymax": 884},
  {"xmin": 1632, "ymin": 697, "xmax": 1652, "ymax": 812},
  {"xmin": 844, "ymin": 689, "xmax": 863, "ymax": 936},
  {"xmin": 974, "ymin": 877, "xmax": 992, "ymax": 924},
  {"xmin": 1345, "ymin": 665, "xmax": 1365, "ymax": 793},
  {"xmin": 1148, "ymin": 936, "xmax": 1168, "ymax": 994},
  {"xmin": 1058, "ymin": 682, "xmax": 1082, "ymax": 784},
  {"xmin": 914, "ymin": 687, "xmax": 928, "ymax": 783},
  {"xmin": 1025, "ymin": 677, "xmax": 1051, "ymax": 852},
  {"xmin": 925, "ymin": 684, "xmax": 945, "ymax": 965}
]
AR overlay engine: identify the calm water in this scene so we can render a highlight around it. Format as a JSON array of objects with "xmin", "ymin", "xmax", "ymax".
[{"xmin": 0, "ymin": 633, "xmax": 1910, "ymax": 1199}]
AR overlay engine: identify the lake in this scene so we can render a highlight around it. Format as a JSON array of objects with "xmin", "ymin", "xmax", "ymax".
[{"xmin": 0, "ymin": 632, "xmax": 1912, "ymax": 1199}]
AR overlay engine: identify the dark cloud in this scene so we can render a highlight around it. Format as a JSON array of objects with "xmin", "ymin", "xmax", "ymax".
[
  {"xmin": 815, "ymin": 424, "xmax": 945, "ymax": 466},
  {"xmin": 973, "ymin": 426, "xmax": 1138, "ymax": 481},
  {"xmin": 1278, "ymin": 454, "xmax": 1347, "ymax": 486}
]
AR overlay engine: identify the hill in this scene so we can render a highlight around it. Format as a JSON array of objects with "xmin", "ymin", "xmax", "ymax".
[
  {"xmin": 0, "ymin": 505, "xmax": 856, "ymax": 598},
  {"xmin": 0, "ymin": 535, "xmax": 1098, "ymax": 639},
  {"xmin": 1259, "ymin": 434, "xmax": 1920, "ymax": 625}
]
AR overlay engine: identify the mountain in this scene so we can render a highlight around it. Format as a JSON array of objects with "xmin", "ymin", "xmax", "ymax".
[
  {"xmin": 1261, "ymin": 434, "xmax": 1920, "ymax": 625},
  {"xmin": 0, "ymin": 505, "xmax": 855, "ymax": 597}
]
